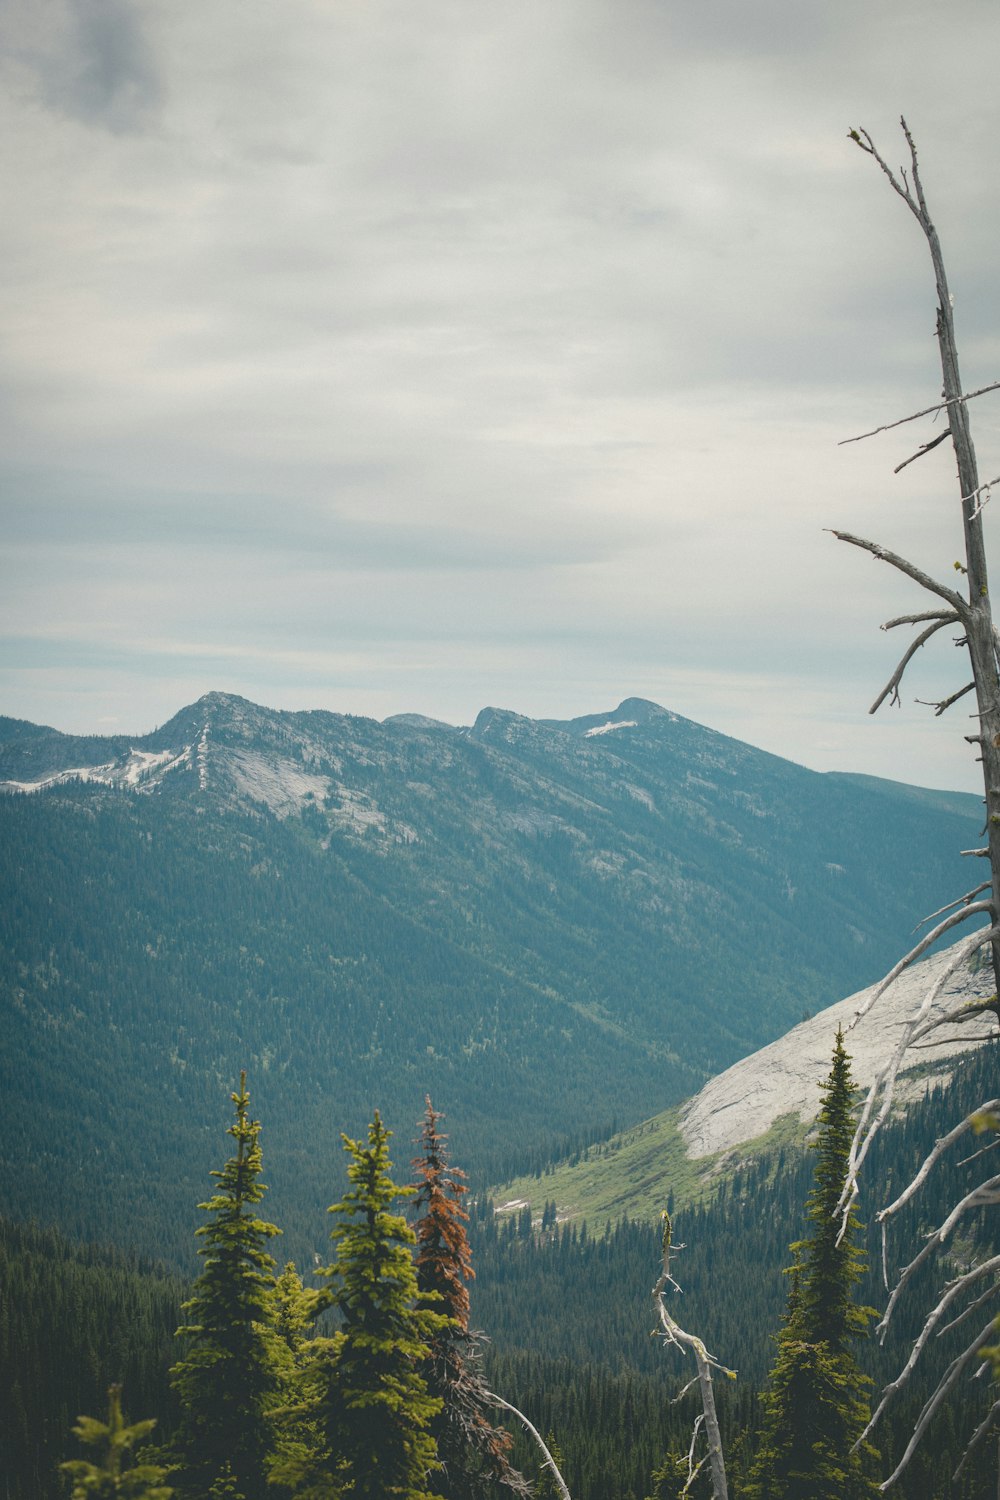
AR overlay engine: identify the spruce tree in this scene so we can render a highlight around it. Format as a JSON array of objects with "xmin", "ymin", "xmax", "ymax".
[
  {"xmin": 411, "ymin": 1098, "xmax": 529, "ymax": 1499},
  {"xmin": 746, "ymin": 1030, "xmax": 879, "ymax": 1500},
  {"xmin": 61, "ymin": 1384, "xmax": 173, "ymax": 1499},
  {"xmin": 169, "ymin": 1074, "xmax": 282, "ymax": 1500},
  {"xmin": 292, "ymin": 1111, "xmax": 447, "ymax": 1500}
]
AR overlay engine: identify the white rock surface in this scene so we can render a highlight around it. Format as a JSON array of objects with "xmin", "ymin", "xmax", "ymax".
[{"xmin": 678, "ymin": 938, "xmax": 997, "ymax": 1159}]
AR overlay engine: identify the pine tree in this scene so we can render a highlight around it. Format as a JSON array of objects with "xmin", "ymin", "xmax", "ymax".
[
  {"xmin": 411, "ymin": 1098, "xmax": 529, "ymax": 1499},
  {"xmin": 746, "ymin": 1030, "xmax": 879, "ymax": 1500},
  {"xmin": 169, "ymin": 1074, "xmax": 283, "ymax": 1500},
  {"xmin": 61, "ymin": 1384, "xmax": 173, "ymax": 1498},
  {"xmin": 291, "ymin": 1111, "xmax": 447, "ymax": 1500}
]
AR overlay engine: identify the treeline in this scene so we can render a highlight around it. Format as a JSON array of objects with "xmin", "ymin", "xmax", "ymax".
[{"xmin": 6, "ymin": 1042, "xmax": 999, "ymax": 1497}]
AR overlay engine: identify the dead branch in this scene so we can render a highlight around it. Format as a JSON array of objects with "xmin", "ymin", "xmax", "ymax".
[
  {"xmin": 681, "ymin": 1415, "xmax": 708, "ymax": 1497},
  {"xmin": 906, "ymin": 994, "xmax": 998, "ymax": 1046},
  {"xmin": 485, "ymin": 1393, "xmax": 572, "ymax": 1500},
  {"xmin": 893, "ymin": 427, "xmax": 951, "ymax": 474},
  {"xmin": 876, "ymin": 1172, "xmax": 1000, "ymax": 1335},
  {"xmin": 969, "ymin": 483, "xmax": 992, "ymax": 524},
  {"xmin": 869, "ymin": 616, "xmax": 961, "ymax": 712},
  {"xmin": 867, "ymin": 1254, "xmax": 1000, "ymax": 1425},
  {"xmin": 914, "ymin": 882, "xmax": 991, "ymax": 930},
  {"xmin": 838, "ymin": 926, "xmax": 998, "ymax": 1235},
  {"xmin": 914, "ymin": 680, "xmax": 976, "ymax": 716},
  {"xmin": 848, "ymin": 909, "xmax": 993, "ymax": 1032},
  {"xmin": 828, "ymin": 530, "xmax": 966, "ymax": 612},
  {"xmin": 872, "ymin": 1316, "xmax": 998, "ymax": 1489},
  {"xmin": 654, "ymin": 1215, "xmax": 733, "ymax": 1500},
  {"xmin": 936, "ymin": 1274, "xmax": 1000, "ymax": 1340},
  {"xmin": 956, "ymin": 1134, "xmax": 1000, "ymax": 1169},
  {"xmin": 953, "ymin": 1398, "xmax": 1000, "ymax": 1481},
  {"xmin": 883, "ymin": 609, "xmax": 959, "ymax": 630},
  {"xmin": 838, "ymin": 382, "xmax": 1000, "ymax": 447}
]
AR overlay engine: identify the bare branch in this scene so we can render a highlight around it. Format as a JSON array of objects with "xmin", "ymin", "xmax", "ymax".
[
  {"xmin": 873, "ymin": 1316, "xmax": 998, "ymax": 1489},
  {"xmin": 878, "ymin": 1206, "xmax": 1000, "ymax": 1340},
  {"xmin": 914, "ymin": 680, "xmax": 976, "ymax": 717},
  {"xmin": 969, "ymin": 482, "xmax": 993, "ymax": 524},
  {"xmin": 914, "ymin": 882, "xmax": 991, "ymax": 929},
  {"xmin": 907, "ymin": 1031, "xmax": 998, "ymax": 1051},
  {"xmin": 848, "ymin": 909, "xmax": 993, "ymax": 1033},
  {"xmin": 869, "ymin": 616, "xmax": 960, "ymax": 712},
  {"xmin": 893, "ymin": 427, "xmax": 951, "ymax": 473},
  {"xmin": 828, "ymin": 530, "xmax": 966, "ymax": 611},
  {"xmin": 877, "ymin": 1100, "xmax": 1000, "ymax": 1225},
  {"xmin": 682, "ymin": 1416, "xmax": 708, "ymax": 1496},
  {"xmin": 849, "ymin": 122, "xmax": 923, "ymax": 223},
  {"xmin": 906, "ymin": 994, "xmax": 998, "ymax": 1046},
  {"xmin": 935, "ymin": 1275, "xmax": 1000, "ymax": 1340},
  {"xmin": 956, "ymin": 1134, "xmax": 1000, "ymax": 1169},
  {"xmin": 953, "ymin": 1398, "xmax": 1000, "ymax": 1481},
  {"xmin": 883, "ymin": 609, "xmax": 958, "ymax": 630},
  {"xmin": 866, "ymin": 1254, "xmax": 1000, "ymax": 1428},
  {"xmin": 876, "ymin": 1172, "xmax": 1000, "ymax": 1344},
  {"xmin": 485, "ymin": 1393, "xmax": 572, "ymax": 1500},
  {"xmin": 838, "ymin": 382, "xmax": 1000, "ymax": 446},
  {"xmin": 838, "ymin": 926, "xmax": 998, "ymax": 1235}
]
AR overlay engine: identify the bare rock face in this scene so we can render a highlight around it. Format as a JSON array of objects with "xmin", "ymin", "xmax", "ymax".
[{"xmin": 678, "ymin": 938, "xmax": 997, "ymax": 1160}]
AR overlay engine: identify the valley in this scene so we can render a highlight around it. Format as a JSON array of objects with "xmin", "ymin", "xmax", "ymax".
[{"xmin": 2, "ymin": 691, "xmax": 996, "ymax": 1498}]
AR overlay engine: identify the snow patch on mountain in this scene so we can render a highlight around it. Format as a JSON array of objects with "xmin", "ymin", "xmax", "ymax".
[
  {"xmin": 678, "ymin": 938, "xmax": 997, "ymax": 1159},
  {"xmin": 2, "ymin": 746, "xmax": 190, "ymax": 795},
  {"xmin": 584, "ymin": 719, "xmax": 638, "ymax": 737}
]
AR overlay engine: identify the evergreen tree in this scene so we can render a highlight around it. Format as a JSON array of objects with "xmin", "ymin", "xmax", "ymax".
[
  {"xmin": 272, "ymin": 1261, "xmax": 321, "ymax": 1365},
  {"xmin": 411, "ymin": 1098, "xmax": 529, "ymax": 1499},
  {"xmin": 746, "ymin": 1030, "xmax": 879, "ymax": 1500},
  {"xmin": 61, "ymin": 1384, "xmax": 173, "ymax": 1499},
  {"xmin": 532, "ymin": 1433, "xmax": 568, "ymax": 1500},
  {"xmin": 169, "ymin": 1074, "xmax": 283, "ymax": 1500},
  {"xmin": 290, "ymin": 1112, "xmax": 447, "ymax": 1500}
]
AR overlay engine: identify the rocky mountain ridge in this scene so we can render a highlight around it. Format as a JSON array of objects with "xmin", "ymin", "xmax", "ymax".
[{"xmin": 0, "ymin": 690, "xmax": 987, "ymax": 1264}]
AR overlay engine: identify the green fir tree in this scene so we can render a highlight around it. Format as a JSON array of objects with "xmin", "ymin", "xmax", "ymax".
[
  {"xmin": 61, "ymin": 1384, "xmax": 173, "ymax": 1499},
  {"xmin": 169, "ymin": 1073, "xmax": 283, "ymax": 1500},
  {"xmin": 746, "ymin": 1029, "xmax": 879, "ymax": 1500},
  {"xmin": 288, "ymin": 1112, "xmax": 448, "ymax": 1500}
]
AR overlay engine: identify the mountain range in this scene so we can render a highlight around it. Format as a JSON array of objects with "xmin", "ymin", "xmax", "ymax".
[{"xmin": 0, "ymin": 690, "xmax": 984, "ymax": 1267}]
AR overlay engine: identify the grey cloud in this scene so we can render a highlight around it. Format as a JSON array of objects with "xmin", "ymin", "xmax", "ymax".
[{"xmin": 7, "ymin": 0, "xmax": 161, "ymax": 132}]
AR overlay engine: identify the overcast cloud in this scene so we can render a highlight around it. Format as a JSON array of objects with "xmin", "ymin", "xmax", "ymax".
[{"xmin": 3, "ymin": 0, "xmax": 1000, "ymax": 789}]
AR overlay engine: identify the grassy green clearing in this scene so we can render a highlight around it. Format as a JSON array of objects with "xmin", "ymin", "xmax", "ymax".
[{"xmin": 492, "ymin": 1105, "xmax": 813, "ymax": 1227}]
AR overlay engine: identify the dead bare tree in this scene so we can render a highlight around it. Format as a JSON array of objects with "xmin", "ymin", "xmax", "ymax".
[
  {"xmin": 653, "ymin": 1211, "xmax": 734, "ymax": 1500},
  {"xmin": 832, "ymin": 118, "xmax": 1000, "ymax": 1488}
]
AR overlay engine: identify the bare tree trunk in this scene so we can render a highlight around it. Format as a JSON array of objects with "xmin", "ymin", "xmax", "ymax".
[
  {"xmin": 835, "ymin": 119, "xmax": 1000, "ymax": 1487},
  {"xmin": 653, "ymin": 1214, "xmax": 732, "ymax": 1500},
  {"xmin": 842, "ymin": 122, "xmax": 1000, "ymax": 1000}
]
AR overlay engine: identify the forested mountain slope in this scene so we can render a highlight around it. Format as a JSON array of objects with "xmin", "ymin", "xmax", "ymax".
[{"xmin": 0, "ymin": 691, "xmax": 982, "ymax": 1266}]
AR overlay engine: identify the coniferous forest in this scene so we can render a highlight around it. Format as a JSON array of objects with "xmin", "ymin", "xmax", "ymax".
[{"xmin": 4, "ymin": 1037, "xmax": 997, "ymax": 1500}]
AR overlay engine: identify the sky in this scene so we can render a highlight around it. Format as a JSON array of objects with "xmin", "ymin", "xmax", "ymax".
[{"xmin": 3, "ymin": 1, "xmax": 1000, "ymax": 791}]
